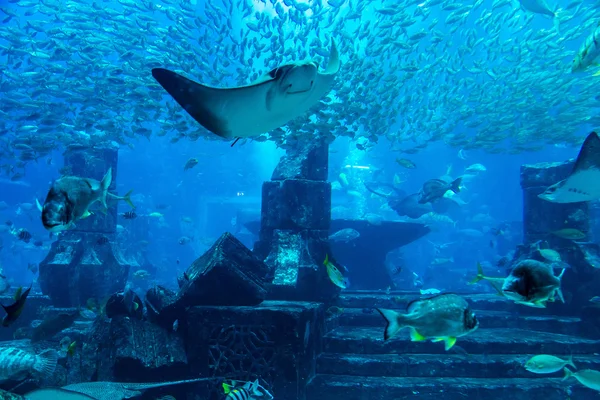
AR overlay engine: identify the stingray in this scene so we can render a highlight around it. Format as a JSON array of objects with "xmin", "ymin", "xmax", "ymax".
[
  {"xmin": 539, "ymin": 131, "xmax": 600, "ymax": 203},
  {"xmin": 25, "ymin": 377, "xmax": 215, "ymax": 400},
  {"xmin": 152, "ymin": 40, "xmax": 340, "ymax": 143}
]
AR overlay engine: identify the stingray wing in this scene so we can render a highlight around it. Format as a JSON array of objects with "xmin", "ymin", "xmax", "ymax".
[
  {"xmin": 572, "ymin": 131, "xmax": 600, "ymax": 174},
  {"xmin": 152, "ymin": 68, "xmax": 279, "ymax": 139}
]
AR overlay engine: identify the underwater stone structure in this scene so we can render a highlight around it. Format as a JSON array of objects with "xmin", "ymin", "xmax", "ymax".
[
  {"xmin": 519, "ymin": 160, "xmax": 600, "ymax": 318},
  {"xmin": 253, "ymin": 138, "xmax": 340, "ymax": 301},
  {"xmin": 521, "ymin": 160, "xmax": 589, "ymax": 244},
  {"xmin": 39, "ymin": 144, "xmax": 136, "ymax": 307}
]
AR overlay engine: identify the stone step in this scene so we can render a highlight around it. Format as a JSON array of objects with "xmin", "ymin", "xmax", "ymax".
[
  {"xmin": 334, "ymin": 291, "xmax": 534, "ymax": 313},
  {"xmin": 316, "ymin": 353, "xmax": 600, "ymax": 379},
  {"xmin": 306, "ymin": 375, "xmax": 590, "ymax": 400},
  {"xmin": 334, "ymin": 308, "xmax": 583, "ymax": 335},
  {"xmin": 325, "ymin": 326, "xmax": 600, "ymax": 355}
]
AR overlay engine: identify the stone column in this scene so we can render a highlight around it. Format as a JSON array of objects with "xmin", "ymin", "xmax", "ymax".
[
  {"xmin": 253, "ymin": 138, "xmax": 339, "ymax": 301},
  {"xmin": 39, "ymin": 143, "xmax": 136, "ymax": 307},
  {"xmin": 519, "ymin": 160, "xmax": 600, "ymax": 317}
]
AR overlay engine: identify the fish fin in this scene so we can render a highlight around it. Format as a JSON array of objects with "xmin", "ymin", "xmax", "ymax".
[
  {"xmin": 222, "ymin": 382, "xmax": 232, "ymax": 394},
  {"xmin": 32, "ymin": 349, "xmax": 58, "ymax": 378},
  {"xmin": 251, "ymin": 379, "xmax": 262, "ymax": 396},
  {"xmin": 376, "ymin": 308, "xmax": 406, "ymax": 340},
  {"xmin": 593, "ymin": 70, "xmax": 600, "ymax": 77},
  {"xmin": 451, "ymin": 177, "xmax": 462, "ymax": 193},
  {"xmin": 567, "ymin": 354, "xmax": 576, "ymax": 369},
  {"xmin": 14, "ymin": 287, "xmax": 22, "ymax": 301},
  {"xmin": 81, "ymin": 210, "xmax": 93, "ymax": 219},
  {"xmin": 409, "ymin": 328, "xmax": 426, "ymax": 342},
  {"xmin": 100, "ymin": 168, "xmax": 112, "ymax": 209},
  {"xmin": 133, "ymin": 301, "xmax": 139, "ymax": 311},
  {"xmin": 35, "ymin": 198, "xmax": 43, "ymax": 212},
  {"xmin": 563, "ymin": 367, "xmax": 574, "ymax": 381},
  {"xmin": 468, "ymin": 262, "xmax": 485, "ymax": 285},
  {"xmin": 323, "ymin": 254, "xmax": 329, "ymax": 266},
  {"xmin": 556, "ymin": 288, "xmax": 565, "ymax": 303},
  {"xmin": 123, "ymin": 190, "xmax": 135, "ymax": 209},
  {"xmin": 444, "ymin": 337, "xmax": 457, "ymax": 351}
]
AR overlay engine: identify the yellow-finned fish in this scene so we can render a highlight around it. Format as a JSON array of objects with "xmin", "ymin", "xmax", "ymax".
[
  {"xmin": 573, "ymin": 22, "xmax": 600, "ymax": 73},
  {"xmin": 223, "ymin": 379, "xmax": 263, "ymax": 400},
  {"xmin": 376, "ymin": 293, "xmax": 479, "ymax": 351},
  {"xmin": 323, "ymin": 254, "xmax": 350, "ymax": 289},
  {"xmin": 564, "ymin": 367, "xmax": 600, "ymax": 391},
  {"xmin": 525, "ymin": 354, "xmax": 575, "ymax": 374}
]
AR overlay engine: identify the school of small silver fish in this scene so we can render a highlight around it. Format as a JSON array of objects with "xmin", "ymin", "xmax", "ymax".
[{"xmin": 1, "ymin": 0, "xmax": 600, "ymax": 178}]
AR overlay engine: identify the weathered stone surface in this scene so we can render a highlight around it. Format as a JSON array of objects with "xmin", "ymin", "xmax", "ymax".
[
  {"xmin": 317, "ymin": 353, "xmax": 600, "ymax": 379},
  {"xmin": 271, "ymin": 139, "xmax": 329, "ymax": 181},
  {"xmin": 324, "ymin": 326, "xmax": 600, "ymax": 355},
  {"xmin": 177, "ymin": 232, "xmax": 269, "ymax": 307},
  {"xmin": 0, "ymin": 295, "xmax": 52, "ymax": 342},
  {"xmin": 185, "ymin": 301, "xmax": 324, "ymax": 400},
  {"xmin": 265, "ymin": 230, "xmax": 340, "ymax": 302},
  {"xmin": 307, "ymin": 375, "xmax": 586, "ymax": 400},
  {"xmin": 521, "ymin": 160, "xmax": 589, "ymax": 244},
  {"xmin": 261, "ymin": 180, "xmax": 331, "ymax": 233},
  {"xmin": 105, "ymin": 291, "xmax": 144, "ymax": 320},
  {"xmin": 81, "ymin": 316, "xmax": 187, "ymax": 382},
  {"xmin": 39, "ymin": 235, "xmax": 135, "ymax": 307},
  {"xmin": 144, "ymin": 285, "xmax": 180, "ymax": 328},
  {"xmin": 329, "ymin": 219, "xmax": 430, "ymax": 289},
  {"xmin": 62, "ymin": 143, "xmax": 120, "ymax": 234}
]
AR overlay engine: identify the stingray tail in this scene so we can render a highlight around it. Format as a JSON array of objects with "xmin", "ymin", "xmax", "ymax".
[
  {"xmin": 100, "ymin": 168, "xmax": 112, "ymax": 209},
  {"xmin": 32, "ymin": 349, "xmax": 58, "ymax": 378},
  {"xmin": 364, "ymin": 182, "xmax": 392, "ymax": 199}
]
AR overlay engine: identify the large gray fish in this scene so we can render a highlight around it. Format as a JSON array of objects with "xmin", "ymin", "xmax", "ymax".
[
  {"xmin": 418, "ymin": 178, "xmax": 462, "ymax": 204},
  {"xmin": 151, "ymin": 40, "xmax": 340, "ymax": 141},
  {"xmin": 376, "ymin": 293, "xmax": 479, "ymax": 351},
  {"xmin": 470, "ymin": 260, "xmax": 565, "ymax": 308},
  {"xmin": 0, "ymin": 347, "xmax": 57, "ymax": 381},
  {"xmin": 539, "ymin": 132, "xmax": 600, "ymax": 203},
  {"xmin": 40, "ymin": 169, "xmax": 112, "ymax": 233},
  {"xmin": 501, "ymin": 260, "xmax": 565, "ymax": 308}
]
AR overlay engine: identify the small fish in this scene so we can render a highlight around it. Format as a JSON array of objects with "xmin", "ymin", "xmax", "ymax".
[
  {"xmin": 184, "ymin": 158, "xmax": 199, "ymax": 171},
  {"xmin": 172, "ymin": 319, "xmax": 179, "ymax": 332},
  {"xmin": 33, "ymin": 240, "xmax": 43, "ymax": 247},
  {"xmin": 96, "ymin": 236, "xmax": 109, "ymax": 245},
  {"xmin": 122, "ymin": 211, "xmax": 137, "ymax": 220},
  {"xmin": 328, "ymin": 228, "xmax": 360, "ymax": 243},
  {"xmin": 432, "ymin": 257, "xmax": 454, "ymax": 266},
  {"xmin": 551, "ymin": 228, "xmax": 586, "ymax": 240},
  {"xmin": 2, "ymin": 284, "xmax": 32, "ymax": 327},
  {"xmin": 133, "ymin": 270, "xmax": 150, "ymax": 279},
  {"xmin": 323, "ymin": 254, "xmax": 350, "ymax": 289},
  {"xmin": 525, "ymin": 354, "xmax": 575, "ymax": 374},
  {"xmin": 178, "ymin": 236, "xmax": 192, "ymax": 245},
  {"xmin": 149, "ymin": 212, "xmax": 163, "ymax": 218},
  {"xmin": 590, "ymin": 296, "xmax": 600, "ymax": 303},
  {"xmin": 464, "ymin": 163, "xmax": 486, "ymax": 173},
  {"xmin": 326, "ymin": 306, "xmax": 344, "ymax": 315},
  {"xmin": 418, "ymin": 178, "xmax": 462, "ymax": 204},
  {"xmin": 17, "ymin": 229, "xmax": 32, "ymax": 243},
  {"xmin": 538, "ymin": 248, "xmax": 561, "ymax": 263},
  {"xmin": 67, "ymin": 341, "xmax": 77, "ymax": 357},
  {"xmin": 563, "ymin": 368, "xmax": 600, "ymax": 392},
  {"xmin": 396, "ymin": 158, "xmax": 416, "ymax": 169}
]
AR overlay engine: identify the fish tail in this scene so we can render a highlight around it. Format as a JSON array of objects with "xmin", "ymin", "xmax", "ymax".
[
  {"xmin": 451, "ymin": 177, "xmax": 462, "ymax": 193},
  {"xmin": 468, "ymin": 262, "xmax": 486, "ymax": 285},
  {"xmin": 563, "ymin": 367, "xmax": 573, "ymax": 381},
  {"xmin": 123, "ymin": 190, "xmax": 135, "ymax": 209},
  {"xmin": 376, "ymin": 308, "xmax": 409, "ymax": 340},
  {"xmin": 567, "ymin": 354, "xmax": 576, "ymax": 370},
  {"xmin": 323, "ymin": 254, "xmax": 329, "ymax": 266},
  {"xmin": 100, "ymin": 168, "xmax": 113, "ymax": 209},
  {"xmin": 32, "ymin": 349, "xmax": 58, "ymax": 378}
]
